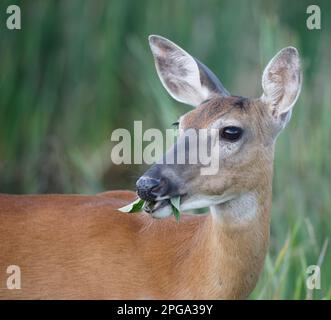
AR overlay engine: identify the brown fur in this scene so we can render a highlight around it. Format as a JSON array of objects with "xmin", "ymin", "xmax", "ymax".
[
  {"xmin": 0, "ymin": 187, "xmax": 271, "ymax": 299},
  {"xmin": 0, "ymin": 97, "xmax": 274, "ymax": 300},
  {"xmin": 0, "ymin": 40, "xmax": 301, "ymax": 299}
]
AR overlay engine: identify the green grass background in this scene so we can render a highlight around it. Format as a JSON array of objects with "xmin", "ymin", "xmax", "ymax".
[{"xmin": 0, "ymin": 0, "xmax": 330, "ymax": 299}]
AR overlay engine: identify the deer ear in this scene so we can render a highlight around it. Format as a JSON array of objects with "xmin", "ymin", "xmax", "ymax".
[
  {"xmin": 261, "ymin": 47, "xmax": 302, "ymax": 128},
  {"xmin": 149, "ymin": 35, "xmax": 229, "ymax": 107}
]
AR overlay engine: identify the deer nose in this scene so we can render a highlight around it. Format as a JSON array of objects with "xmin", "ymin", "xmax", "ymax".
[{"xmin": 136, "ymin": 177, "xmax": 165, "ymax": 201}]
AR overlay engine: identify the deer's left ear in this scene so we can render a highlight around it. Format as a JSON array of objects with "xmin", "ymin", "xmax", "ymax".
[{"xmin": 261, "ymin": 47, "xmax": 302, "ymax": 129}]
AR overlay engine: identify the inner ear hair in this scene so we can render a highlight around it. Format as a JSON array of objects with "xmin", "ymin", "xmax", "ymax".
[
  {"xmin": 149, "ymin": 35, "xmax": 230, "ymax": 107},
  {"xmin": 261, "ymin": 47, "xmax": 302, "ymax": 119}
]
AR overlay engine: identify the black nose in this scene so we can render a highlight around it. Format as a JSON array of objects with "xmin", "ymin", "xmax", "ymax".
[{"xmin": 136, "ymin": 177, "xmax": 164, "ymax": 201}]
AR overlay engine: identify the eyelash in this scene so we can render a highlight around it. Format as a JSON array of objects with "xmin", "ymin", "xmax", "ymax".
[{"xmin": 172, "ymin": 121, "xmax": 179, "ymax": 128}]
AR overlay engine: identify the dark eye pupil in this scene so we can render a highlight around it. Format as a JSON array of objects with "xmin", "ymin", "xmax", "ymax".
[{"xmin": 220, "ymin": 126, "xmax": 243, "ymax": 141}]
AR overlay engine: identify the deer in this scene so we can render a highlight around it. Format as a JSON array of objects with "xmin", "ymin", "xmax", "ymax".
[{"xmin": 0, "ymin": 35, "xmax": 301, "ymax": 300}]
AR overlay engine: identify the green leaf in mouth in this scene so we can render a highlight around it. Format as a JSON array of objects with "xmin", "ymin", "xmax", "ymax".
[
  {"xmin": 118, "ymin": 196, "xmax": 181, "ymax": 222},
  {"xmin": 118, "ymin": 198, "xmax": 145, "ymax": 213},
  {"xmin": 170, "ymin": 196, "xmax": 181, "ymax": 222}
]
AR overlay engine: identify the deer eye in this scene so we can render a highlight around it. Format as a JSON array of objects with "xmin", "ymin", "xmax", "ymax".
[{"xmin": 220, "ymin": 126, "xmax": 243, "ymax": 142}]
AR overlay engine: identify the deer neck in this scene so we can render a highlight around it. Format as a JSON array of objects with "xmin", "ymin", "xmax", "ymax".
[
  {"xmin": 206, "ymin": 180, "xmax": 272, "ymax": 298},
  {"xmin": 173, "ymin": 175, "xmax": 273, "ymax": 299}
]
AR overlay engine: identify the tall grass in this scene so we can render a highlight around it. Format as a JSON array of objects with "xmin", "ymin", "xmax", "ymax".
[{"xmin": 0, "ymin": 0, "xmax": 330, "ymax": 299}]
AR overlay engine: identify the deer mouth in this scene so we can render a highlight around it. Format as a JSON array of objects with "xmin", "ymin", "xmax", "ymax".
[{"xmin": 143, "ymin": 199, "xmax": 170, "ymax": 214}]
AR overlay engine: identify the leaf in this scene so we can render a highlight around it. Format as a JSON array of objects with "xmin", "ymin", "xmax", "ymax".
[
  {"xmin": 172, "ymin": 206, "xmax": 181, "ymax": 222},
  {"xmin": 170, "ymin": 196, "xmax": 180, "ymax": 210},
  {"xmin": 118, "ymin": 198, "xmax": 145, "ymax": 213},
  {"xmin": 170, "ymin": 196, "xmax": 181, "ymax": 222}
]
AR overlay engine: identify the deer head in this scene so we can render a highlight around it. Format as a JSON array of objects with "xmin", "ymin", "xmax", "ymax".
[{"xmin": 136, "ymin": 35, "xmax": 301, "ymax": 219}]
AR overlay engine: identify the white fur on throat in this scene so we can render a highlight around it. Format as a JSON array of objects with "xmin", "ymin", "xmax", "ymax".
[{"xmin": 210, "ymin": 192, "xmax": 258, "ymax": 226}]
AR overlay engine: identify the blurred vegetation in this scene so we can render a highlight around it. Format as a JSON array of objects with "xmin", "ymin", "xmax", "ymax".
[{"xmin": 0, "ymin": 0, "xmax": 330, "ymax": 299}]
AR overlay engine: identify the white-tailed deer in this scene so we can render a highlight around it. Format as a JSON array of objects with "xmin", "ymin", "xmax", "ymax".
[{"xmin": 0, "ymin": 35, "xmax": 301, "ymax": 299}]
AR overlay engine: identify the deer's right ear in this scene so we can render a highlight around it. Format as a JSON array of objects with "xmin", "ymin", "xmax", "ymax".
[{"xmin": 149, "ymin": 35, "xmax": 229, "ymax": 107}]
